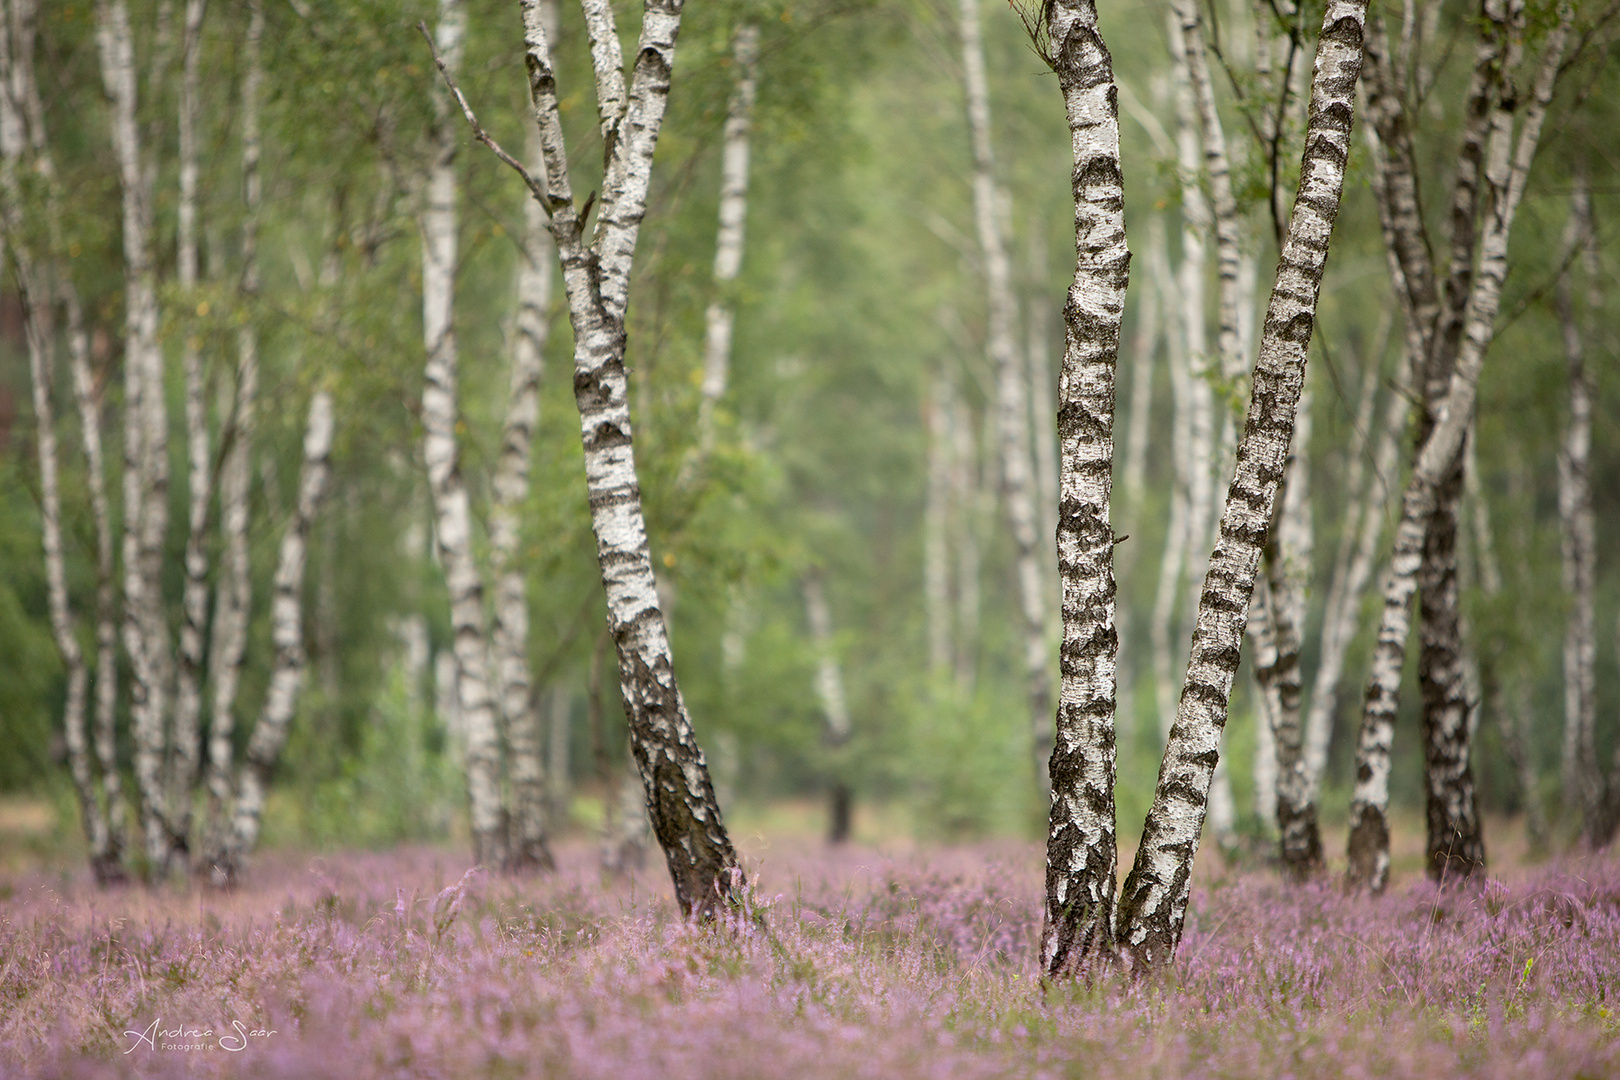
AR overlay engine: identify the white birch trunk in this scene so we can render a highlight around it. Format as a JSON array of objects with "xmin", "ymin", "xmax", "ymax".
[
  {"xmin": 98, "ymin": 0, "xmax": 173, "ymax": 875},
  {"xmin": 1556, "ymin": 175, "xmax": 1599, "ymax": 841},
  {"xmin": 952, "ymin": 391, "xmax": 982, "ymax": 691},
  {"xmin": 170, "ymin": 0, "xmax": 208, "ymax": 864},
  {"xmin": 1118, "ymin": 0, "xmax": 1370, "ymax": 970},
  {"xmin": 959, "ymin": 0, "xmax": 1051, "ymax": 795},
  {"xmin": 214, "ymin": 391, "xmax": 336, "ymax": 884},
  {"xmin": 695, "ymin": 24, "xmax": 758, "ymax": 455},
  {"xmin": 1346, "ymin": 7, "xmax": 1569, "ymax": 892},
  {"xmin": 1027, "ymin": 229, "xmax": 1060, "ymax": 573},
  {"xmin": 205, "ymin": 0, "xmax": 261, "ymax": 863},
  {"xmin": 504, "ymin": 0, "xmax": 740, "ymax": 916},
  {"xmin": 1032, "ymin": 0, "xmax": 1128, "ymax": 978},
  {"xmin": 422, "ymin": 0, "xmax": 508, "ymax": 869},
  {"xmin": 491, "ymin": 116, "xmax": 556, "ymax": 871},
  {"xmin": 1148, "ymin": 223, "xmax": 1191, "ymax": 740}
]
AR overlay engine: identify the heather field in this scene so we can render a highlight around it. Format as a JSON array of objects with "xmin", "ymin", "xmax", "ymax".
[{"xmin": 4, "ymin": 823, "xmax": 1619, "ymax": 1080}]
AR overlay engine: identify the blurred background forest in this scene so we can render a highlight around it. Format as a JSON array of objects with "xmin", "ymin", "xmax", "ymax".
[{"xmin": 0, "ymin": 0, "xmax": 1615, "ymax": 866}]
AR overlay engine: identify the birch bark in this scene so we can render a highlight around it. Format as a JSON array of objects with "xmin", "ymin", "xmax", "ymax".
[
  {"xmin": 490, "ymin": 115, "xmax": 556, "ymax": 872},
  {"xmin": 925, "ymin": 375, "xmax": 954, "ymax": 675},
  {"xmin": 1346, "ymin": 6, "xmax": 1569, "ymax": 892},
  {"xmin": 205, "ymin": 0, "xmax": 261, "ymax": 863},
  {"xmin": 215, "ymin": 391, "xmax": 336, "ymax": 884},
  {"xmin": 960, "ymin": 0, "xmax": 1051, "ymax": 796},
  {"xmin": 1555, "ymin": 175, "xmax": 1600, "ymax": 841},
  {"xmin": 1025, "ymin": 0, "xmax": 1127, "ymax": 978},
  {"xmin": 98, "ymin": 0, "xmax": 173, "ymax": 875},
  {"xmin": 695, "ymin": 24, "xmax": 758, "ymax": 455},
  {"xmin": 421, "ymin": 0, "xmax": 508, "ymax": 869},
  {"xmin": 952, "ymin": 391, "xmax": 982, "ymax": 691},
  {"xmin": 1117, "ymin": 0, "xmax": 1369, "ymax": 970},
  {"xmin": 432, "ymin": 0, "xmax": 742, "ymax": 916},
  {"xmin": 170, "ymin": 0, "xmax": 208, "ymax": 865}
]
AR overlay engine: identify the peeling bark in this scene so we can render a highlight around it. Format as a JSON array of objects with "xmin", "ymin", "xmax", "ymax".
[
  {"xmin": 1026, "ymin": 0, "xmax": 1127, "ymax": 979},
  {"xmin": 1118, "ymin": 0, "xmax": 1368, "ymax": 971},
  {"xmin": 1347, "ymin": 5, "xmax": 1568, "ymax": 892}
]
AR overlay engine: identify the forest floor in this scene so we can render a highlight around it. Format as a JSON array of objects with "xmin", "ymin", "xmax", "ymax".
[{"xmin": 1, "ymin": 799, "xmax": 1617, "ymax": 1078}]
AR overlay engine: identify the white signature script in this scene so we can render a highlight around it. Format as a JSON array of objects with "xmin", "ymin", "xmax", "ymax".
[{"xmin": 122, "ymin": 1018, "xmax": 278, "ymax": 1053}]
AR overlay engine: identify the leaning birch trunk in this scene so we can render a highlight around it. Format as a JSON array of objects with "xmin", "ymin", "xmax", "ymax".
[
  {"xmin": 205, "ymin": 0, "xmax": 262, "ymax": 863},
  {"xmin": 1346, "ymin": 8, "xmax": 1569, "ymax": 893},
  {"xmin": 960, "ymin": 0, "xmax": 1051, "ymax": 797},
  {"xmin": 1555, "ymin": 177, "xmax": 1600, "ymax": 842},
  {"xmin": 169, "ymin": 0, "xmax": 208, "ymax": 866},
  {"xmin": 1025, "ymin": 0, "xmax": 1128, "ymax": 979},
  {"xmin": 490, "ymin": 118, "xmax": 557, "ymax": 872},
  {"xmin": 98, "ymin": 0, "xmax": 173, "ymax": 875},
  {"xmin": 1117, "ymin": 0, "xmax": 1369, "ymax": 971},
  {"xmin": 803, "ymin": 574, "xmax": 853, "ymax": 843},
  {"xmin": 214, "ymin": 391, "xmax": 336, "ymax": 884},
  {"xmin": 694, "ymin": 23, "xmax": 758, "ymax": 456},
  {"xmin": 428, "ymin": 0, "xmax": 741, "ymax": 916},
  {"xmin": 422, "ymin": 0, "xmax": 508, "ymax": 869}
]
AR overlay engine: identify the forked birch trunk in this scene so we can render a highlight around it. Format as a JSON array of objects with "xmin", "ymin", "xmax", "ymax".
[
  {"xmin": 1027, "ymin": 0, "xmax": 1128, "ymax": 979},
  {"xmin": 960, "ymin": 0, "xmax": 1051, "ymax": 796},
  {"xmin": 430, "ymin": 0, "xmax": 741, "ymax": 915},
  {"xmin": 491, "ymin": 116, "xmax": 557, "ymax": 872},
  {"xmin": 803, "ymin": 573, "xmax": 853, "ymax": 843},
  {"xmin": 695, "ymin": 23, "xmax": 758, "ymax": 455},
  {"xmin": 169, "ymin": 0, "xmax": 208, "ymax": 865},
  {"xmin": 205, "ymin": 0, "xmax": 262, "ymax": 863},
  {"xmin": 1117, "ymin": 0, "xmax": 1369, "ymax": 970},
  {"xmin": 214, "ymin": 391, "xmax": 336, "ymax": 884},
  {"xmin": 1346, "ymin": 6, "xmax": 1569, "ymax": 892},
  {"xmin": 422, "ymin": 0, "xmax": 508, "ymax": 869},
  {"xmin": 1555, "ymin": 175, "xmax": 1600, "ymax": 841},
  {"xmin": 98, "ymin": 0, "xmax": 173, "ymax": 875}
]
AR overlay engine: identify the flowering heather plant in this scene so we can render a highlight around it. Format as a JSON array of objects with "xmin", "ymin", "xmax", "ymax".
[{"xmin": 2, "ymin": 842, "xmax": 1617, "ymax": 1078}]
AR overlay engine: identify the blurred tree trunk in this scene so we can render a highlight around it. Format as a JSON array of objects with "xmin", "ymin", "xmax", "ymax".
[
  {"xmin": 491, "ymin": 112, "xmax": 557, "ymax": 872},
  {"xmin": 422, "ymin": 0, "xmax": 508, "ymax": 869},
  {"xmin": 98, "ymin": 0, "xmax": 175, "ymax": 877},
  {"xmin": 959, "ymin": 0, "xmax": 1051, "ymax": 798},
  {"xmin": 1033, "ymin": 0, "xmax": 1128, "ymax": 980},
  {"xmin": 1348, "ymin": 4, "xmax": 1569, "ymax": 892},
  {"xmin": 803, "ymin": 573, "xmax": 852, "ymax": 843},
  {"xmin": 1118, "ymin": 0, "xmax": 1369, "ymax": 972},
  {"xmin": 3, "ymin": 0, "xmax": 128, "ymax": 885},
  {"xmin": 214, "ymin": 391, "xmax": 336, "ymax": 884},
  {"xmin": 924, "ymin": 375, "xmax": 954, "ymax": 676},
  {"xmin": 695, "ymin": 23, "xmax": 758, "ymax": 457},
  {"xmin": 169, "ymin": 0, "xmax": 208, "ymax": 869},
  {"xmin": 205, "ymin": 0, "xmax": 262, "ymax": 872},
  {"xmin": 546, "ymin": 683, "xmax": 570, "ymax": 831},
  {"xmin": 951, "ymin": 389, "xmax": 981, "ymax": 692},
  {"xmin": 1555, "ymin": 172, "xmax": 1601, "ymax": 844},
  {"xmin": 1148, "ymin": 214, "xmax": 1190, "ymax": 745}
]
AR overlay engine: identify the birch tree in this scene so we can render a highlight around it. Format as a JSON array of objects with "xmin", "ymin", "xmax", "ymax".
[
  {"xmin": 1347, "ymin": 3, "xmax": 1571, "ymax": 892},
  {"xmin": 97, "ymin": 0, "xmax": 174, "ymax": 875},
  {"xmin": 1019, "ymin": 0, "xmax": 1128, "ymax": 979},
  {"xmin": 420, "ymin": 0, "xmax": 508, "ymax": 869},
  {"xmin": 960, "ymin": 0, "xmax": 1051, "ymax": 795},
  {"xmin": 1116, "ymin": 0, "xmax": 1370, "ymax": 971},
  {"xmin": 803, "ymin": 573, "xmax": 853, "ymax": 842},
  {"xmin": 210, "ymin": 391, "xmax": 337, "ymax": 885},
  {"xmin": 427, "ymin": 0, "xmax": 741, "ymax": 917},
  {"xmin": 205, "ymin": 0, "xmax": 262, "ymax": 867}
]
